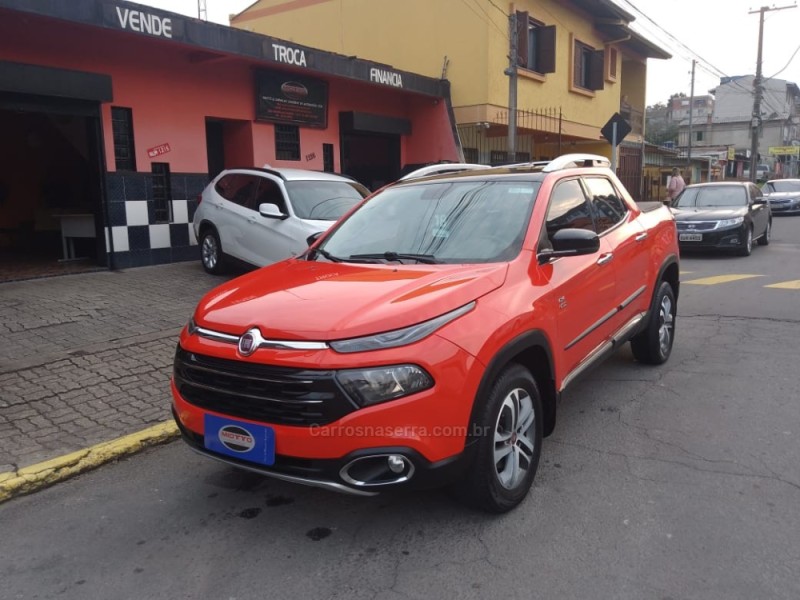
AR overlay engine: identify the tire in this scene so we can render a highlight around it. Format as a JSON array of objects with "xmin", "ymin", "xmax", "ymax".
[
  {"xmin": 631, "ymin": 280, "xmax": 677, "ymax": 365},
  {"xmin": 452, "ymin": 363, "xmax": 543, "ymax": 513},
  {"xmin": 757, "ymin": 219, "xmax": 771, "ymax": 246},
  {"xmin": 200, "ymin": 228, "xmax": 226, "ymax": 274},
  {"xmin": 737, "ymin": 225, "xmax": 753, "ymax": 256}
]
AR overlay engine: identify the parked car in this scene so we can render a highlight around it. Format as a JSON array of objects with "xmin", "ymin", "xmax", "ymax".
[
  {"xmin": 672, "ymin": 181, "xmax": 771, "ymax": 256},
  {"xmin": 743, "ymin": 164, "xmax": 770, "ymax": 182},
  {"xmin": 193, "ymin": 167, "xmax": 370, "ymax": 273},
  {"xmin": 763, "ymin": 178, "xmax": 800, "ymax": 215},
  {"xmin": 172, "ymin": 154, "xmax": 680, "ymax": 513}
]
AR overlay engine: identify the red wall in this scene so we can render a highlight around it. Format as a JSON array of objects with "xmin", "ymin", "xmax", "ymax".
[{"xmin": 0, "ymin": 11, "xmax": 458, "ymax": 175}]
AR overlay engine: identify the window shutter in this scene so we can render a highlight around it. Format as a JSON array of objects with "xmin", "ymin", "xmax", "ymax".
[
  {"xmin": 588, "ymin": 50, "xmax": 605, "ymax": 90},
  {"xmin": 537, "ymin": 25, "xmax": 556, "ymax": 73},
  {"xmin": 516, "ymin": 11, "xmax": 529, "ymax": 68},
  {"xmin": 573, "ymin": 41, "xmax": 583, "ymax": 87}
]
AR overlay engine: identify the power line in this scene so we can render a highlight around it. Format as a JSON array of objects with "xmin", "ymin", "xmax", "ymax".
[
  {"xmin": 457, "ymin": 0, "xmax": 507, "ymax": 38},
  {"xmin": 767, "ymin": 42, "xmax": 800, "ymax": 79},
  {"xmin": 618, "ymin": 0, "xmax": 788, "ymax": 116}
]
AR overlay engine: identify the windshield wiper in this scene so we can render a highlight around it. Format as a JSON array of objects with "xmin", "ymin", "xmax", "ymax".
[
  {"xmin": 312, "ymin": 248, "xmax": 343, "ymax": 262},
  {"xmin": 348, "ymin": 252, "xmax": 440, "ymax": 264}
]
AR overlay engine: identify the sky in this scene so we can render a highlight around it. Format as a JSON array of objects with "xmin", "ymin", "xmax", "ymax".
[{"xmin": 135, "ymin": 0, "xmax": 800, "ymax": 107}]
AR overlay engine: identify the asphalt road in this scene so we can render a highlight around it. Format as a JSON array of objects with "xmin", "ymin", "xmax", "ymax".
[{"xmin": 2, "ymin": 217, "xmax": 799, "ymax": 600}]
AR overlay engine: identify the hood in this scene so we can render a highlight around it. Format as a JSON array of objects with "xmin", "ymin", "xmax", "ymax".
[
  {"xmin": 672, "ymin": 207, "xmax": 747, "ymax": 221},
  {"xmin": 195, "ymin": 260, "xmax": 508, "ymax": 340},
  {"xmin": 764, "ymin": 191, "xmax": 800, "ymax": 200}
]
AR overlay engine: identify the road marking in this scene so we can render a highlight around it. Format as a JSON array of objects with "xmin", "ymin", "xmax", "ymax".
[
  {"xmin": 683, "ymin": 274, "xmax": 764, "ymax": 286},
  {"xmin": 679, "ymin": 270, "xmax": 694, "ymax": 275},
  {"xmin": 765, "ymin": 280, "xmax": 800, "ymax": 290}
]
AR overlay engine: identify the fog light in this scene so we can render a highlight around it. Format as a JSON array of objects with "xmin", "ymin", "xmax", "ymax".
[{"xmin": 387, "ymin": 455, "xmax": 405, "ymax": 474}]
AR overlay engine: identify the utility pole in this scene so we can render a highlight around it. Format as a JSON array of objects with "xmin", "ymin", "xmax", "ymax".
[
  {"xmin": 687, "ymin": 59, "xmax": 695, "ymax": 171},
  {"xmin": 748, "ymin": 4, "xmax": 795, "ymax": 182},
  {"xmin": 505, "ymin": 11, "xmax": 518, "ymax": 163}
]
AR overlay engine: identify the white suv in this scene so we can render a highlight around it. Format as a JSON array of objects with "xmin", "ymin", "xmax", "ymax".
[{"xmin": 193, "ymin": 167, "xmax": 369, "ymax": 273}]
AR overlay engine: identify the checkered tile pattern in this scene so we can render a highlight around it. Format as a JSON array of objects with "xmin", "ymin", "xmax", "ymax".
[
  {"xmin": 105, "ymin": 200, "xmax": 194, "ymax": 252},
  {"xmin": 104, "ymin": 172, "xmax": 206, "ymax": 267}
]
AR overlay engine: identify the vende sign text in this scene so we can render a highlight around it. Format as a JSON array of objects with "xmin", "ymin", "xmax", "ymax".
[{"xmin": 116, "ymin": 6, "xmax": 173, "ymax": 39}]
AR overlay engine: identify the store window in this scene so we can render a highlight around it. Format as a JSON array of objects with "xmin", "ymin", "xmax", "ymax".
[
  {"xmin": 275, "ymin": 124, "xmax": 300, "ymax": 161},
  {"xmin": 111, "ymin": 106, "xmax": 136, "ymax": 171},
  {"xmin": 151, "ymin": 163, "xmax": 172, "ymax": 223}
]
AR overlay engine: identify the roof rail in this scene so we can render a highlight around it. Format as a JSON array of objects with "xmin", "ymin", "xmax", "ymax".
[
  {"xmin": 542, "ymin": 154, "xmax": 611, "ymax": 172},
  {"xmin": 398, "ymin": 163, "xmax": 492, "ymax": 181}
]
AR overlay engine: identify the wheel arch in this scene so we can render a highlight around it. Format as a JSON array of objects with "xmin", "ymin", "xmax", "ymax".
[
  {"xmin": 470, "ymin": 330, "xmax": 559, "ymax": 439},
  {"xmin": 657, "ymin": 254, "xmax": 680, "ymax": 301},
  {"xmin": 197, "ymin": 219, "xmax": 218, "ymax": 237}
]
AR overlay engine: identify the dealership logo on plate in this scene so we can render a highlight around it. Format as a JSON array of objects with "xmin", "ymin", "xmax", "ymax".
[{"xmin": 218, "ymin": 425, "xmax": 255, "ymax": 453}]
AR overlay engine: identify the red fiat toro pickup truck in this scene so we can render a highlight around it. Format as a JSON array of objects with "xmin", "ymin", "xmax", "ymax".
[{"xmin": 172, "ymin": 154, "xmax": 679, "ymax": 512}]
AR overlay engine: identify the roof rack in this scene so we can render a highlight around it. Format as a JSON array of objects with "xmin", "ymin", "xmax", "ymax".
[
  {"xmin": 542, "ymin": 154, "xmax": 611, "ymax": 172},
  {"xmin": 398, "ymin": 163, "xmax": 492, "ymax": 181}
]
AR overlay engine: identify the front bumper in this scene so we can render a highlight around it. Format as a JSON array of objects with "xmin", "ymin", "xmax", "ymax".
[
  {"xmin": 171, "ymin": 330, "xmax": 485, "ymax": 494},
  {"xmin": 174, "ymin": 408, "xmax": 476, "ymax": 495},
  {"xmin": 677, "ymin": 223, "xmax": 749, "ymax": 251},
  {"xmin": 769, "ymin": 202, "xmax": 800, "ymax": 214}
]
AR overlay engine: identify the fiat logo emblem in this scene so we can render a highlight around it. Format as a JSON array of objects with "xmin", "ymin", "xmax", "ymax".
[{"xmin": 238, "ymin": 328, "xmax": 261, "ymax": 356}]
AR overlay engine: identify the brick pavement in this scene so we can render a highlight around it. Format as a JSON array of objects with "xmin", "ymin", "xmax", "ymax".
[{"xmin": 0, "ymin": 262, "xmax": 234, "ymax": 475}]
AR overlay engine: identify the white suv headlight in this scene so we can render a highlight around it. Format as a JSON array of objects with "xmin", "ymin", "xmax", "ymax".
[
  {"xmin": 329, "ymin": 302, "xmax": 475, "ymax": 353},
  {"xmin": 717, "ymin": 217, "xmax": 744, "ymax": 228}
]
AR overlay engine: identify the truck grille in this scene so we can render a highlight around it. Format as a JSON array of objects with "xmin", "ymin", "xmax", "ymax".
[{"xmin": 173, "ymin": 346, "xmax": 357, "ymax": 426}]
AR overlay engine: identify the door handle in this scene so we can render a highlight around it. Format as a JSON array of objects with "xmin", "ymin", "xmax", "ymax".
[
  {"xmin": 597, "ymin": 253, "xmax": 614, "ymax": 265},
  {"xmin": 635, "ymin": 232, "xmax": 648, "ymax": 242}
]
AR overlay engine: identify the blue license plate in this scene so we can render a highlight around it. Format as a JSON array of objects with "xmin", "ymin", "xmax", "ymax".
[{"xmin": 204, "ymin": 415, "xmax": 275, "ymax": 466}]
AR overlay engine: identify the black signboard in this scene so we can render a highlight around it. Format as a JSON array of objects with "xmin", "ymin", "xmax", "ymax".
[
  {"xmin": 601, "ymin": 113, "xmax": 632, "ymax": 145},
  {"xmin": 255, "ymin": 69, "xmax": 328, "ymax": 128}
]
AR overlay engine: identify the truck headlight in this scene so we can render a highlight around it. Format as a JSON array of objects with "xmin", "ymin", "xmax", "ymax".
[
  {"xmin": 329, "ymin": 302, "xmax": 475, "ymax": 353},
  {"xmin": 717, "ymin": 217, "xmax": 744, "ymax": 228},
  {"xmin": 336, "ymin": 365, "xmax": 433, "ymax": 407}
]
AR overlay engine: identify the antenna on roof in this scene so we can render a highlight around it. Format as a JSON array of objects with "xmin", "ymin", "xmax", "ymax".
[{"xmin": 198, "ymin": 0, "xmax": 207, "ymax": 21}]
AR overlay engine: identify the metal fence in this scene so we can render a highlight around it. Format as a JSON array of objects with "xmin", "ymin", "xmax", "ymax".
[{"xmin": 457, "ymin": 107, "xmax": 563, "ymax": 165}]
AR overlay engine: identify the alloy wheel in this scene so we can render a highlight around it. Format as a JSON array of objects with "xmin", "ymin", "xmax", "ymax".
[
  {"xmin": 658, "ymin": 295, "xmax": 674, "ymax": 357},
  {"xmin": 494, "ymin": 387, "xmax": 536, "ymax": 490},
  {"xmin": 202, "ymin": 235, "xmax": 218, "ymax": 270}
]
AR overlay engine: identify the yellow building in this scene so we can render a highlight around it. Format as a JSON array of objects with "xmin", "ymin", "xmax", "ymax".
[{"xmin": 231, "ymin": 0, "xmax": 669, "ymax": 196}]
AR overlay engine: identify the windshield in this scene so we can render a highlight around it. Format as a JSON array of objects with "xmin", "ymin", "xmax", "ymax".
[
  {"xmin": 767, "ymin": 180, "xmax": 800, "ymax": 193},
  {"xmin": 285, "ymin": 180, "xmax": 369, "ymax": 220},
  {"xmin": 675, "ymin": 186, "xmax": 747, "ymax": 208},
  {"xmin": 318, "ymin": 179, "xmax": 541, "ymax": 264}
]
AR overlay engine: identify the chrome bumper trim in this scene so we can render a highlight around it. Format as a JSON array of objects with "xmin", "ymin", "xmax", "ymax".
[{"xmin": 189, "ymin": 447, "xmax": 379, "ymax": 497}]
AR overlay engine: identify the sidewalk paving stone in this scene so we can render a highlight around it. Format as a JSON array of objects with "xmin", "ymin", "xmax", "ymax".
[{"xmin": 0, "ymin": 262, "xmax": 237, "ymax": 494}]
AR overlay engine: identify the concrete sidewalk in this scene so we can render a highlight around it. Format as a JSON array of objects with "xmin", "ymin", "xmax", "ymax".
[{"xmin": 0, "ymin": 262, "xmax": 234, "ymax": 501}]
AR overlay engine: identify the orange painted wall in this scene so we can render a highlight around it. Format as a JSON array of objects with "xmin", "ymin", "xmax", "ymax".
[{"xmin": 0, "ymin": 11, "xmax": 458, "ymax": 175}]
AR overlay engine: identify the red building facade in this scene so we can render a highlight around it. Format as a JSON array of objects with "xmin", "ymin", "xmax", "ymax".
[{"xmin": 0, "ymin": 0, "xmax": 459, "ymax": 270}]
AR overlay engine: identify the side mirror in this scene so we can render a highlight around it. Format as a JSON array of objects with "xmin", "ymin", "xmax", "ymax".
[
  {"xmin": 537, "ymin": 228, "xmax": 600, "ymax": 264},
  {"xmin": 306, "ymin": 231, "xmax": 324, "ymax": 247},
  {"xmin": 259, "ymin": 203, "xmax": 289, "ymax": 220},
  {"xmin": 754, "ymin": 197, "xmax": 767, "ymax": 205}
]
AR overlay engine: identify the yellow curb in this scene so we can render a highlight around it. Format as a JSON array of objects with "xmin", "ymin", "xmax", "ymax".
[{"xmin": 0, "ymin": 421, "xmax": 179, "ymax": 504}]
